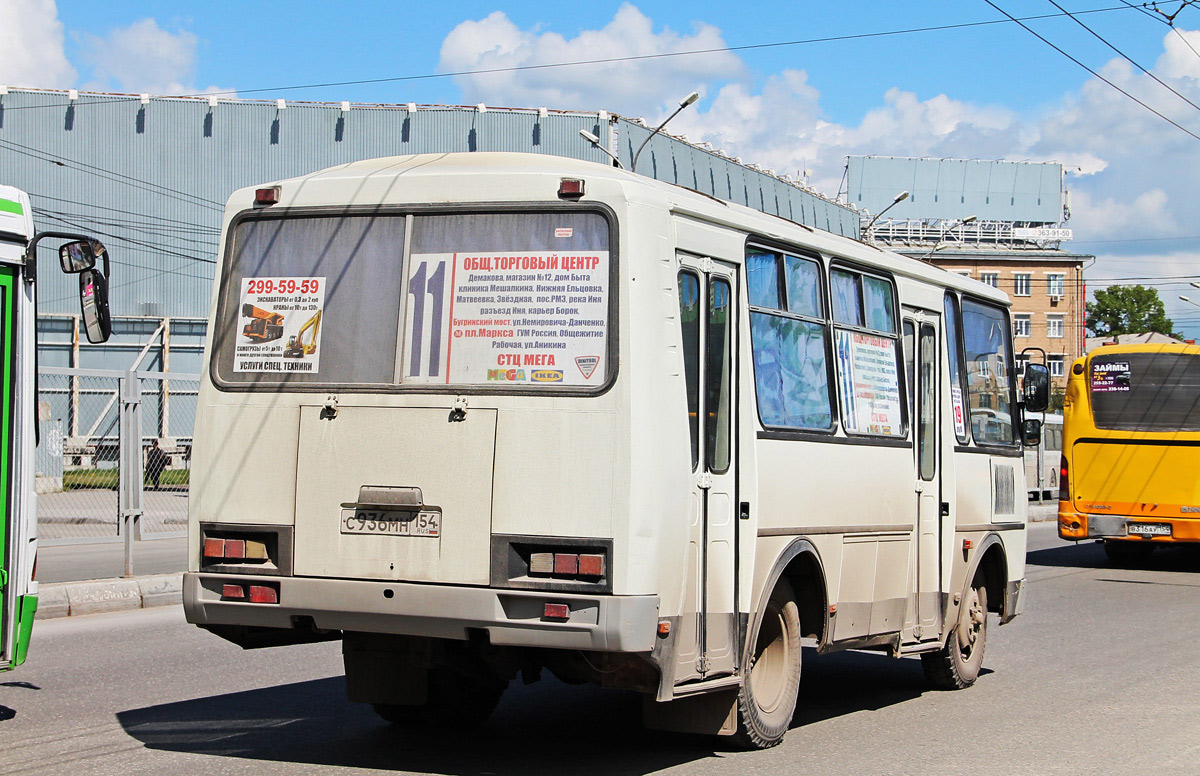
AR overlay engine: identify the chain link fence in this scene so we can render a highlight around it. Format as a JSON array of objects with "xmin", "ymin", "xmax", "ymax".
[{"xmin": 36, "ymin": 367, "xmax": 200, "ymax": 546}]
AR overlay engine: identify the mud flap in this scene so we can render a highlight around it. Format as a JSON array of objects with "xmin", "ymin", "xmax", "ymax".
[{"xmin": 642, "ymin": 687, "xmax": 738, "ymax": 736}]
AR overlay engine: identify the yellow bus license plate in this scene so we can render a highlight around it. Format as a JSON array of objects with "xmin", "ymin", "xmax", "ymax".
[
  {"xmin": 1128, "ymin": 522, "xmax": 1170, "ymax": 536},
  {"xmin": 340, "ymin": 509, "xmax": 440, "ymax": 537}
]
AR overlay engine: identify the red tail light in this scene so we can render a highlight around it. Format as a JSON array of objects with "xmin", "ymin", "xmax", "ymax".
[
  {"xmin": 1058, "ymin": 454, "xmax": 1070, "ymax": 502},
  {"xmin": 221, "ymin": 584, "xmax": 245, "ymax": 599},
  {"xmin": 248, "ymin": 585, "xmax": 279, "ymax": 604},
  {"xmin": 543, "ymin": 603, "xmax": 570, "ymax": 620}
]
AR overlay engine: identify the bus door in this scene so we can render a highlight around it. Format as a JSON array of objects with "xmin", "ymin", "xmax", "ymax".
[
  {"xmin": 913, "ymin": 316, "xmax": 942, "ymax": 637},
  {"xmin": 675, "ymin": 257, "xmax": 738, "ymax": 683}
]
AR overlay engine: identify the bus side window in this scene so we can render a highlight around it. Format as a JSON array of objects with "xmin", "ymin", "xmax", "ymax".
[
  {"xmin": 679, "ymin": 271, "xmax": 701, "ymax": 470},
  {"xmin": 747, "ymin": 249, "xmax": 833, "ymax": 431}
]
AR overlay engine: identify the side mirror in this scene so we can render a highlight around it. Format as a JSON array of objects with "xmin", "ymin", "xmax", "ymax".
[
  {"xmin": 1020, "ymin": 418, "xmax": 1042, "ymax": 447},
  {"xmin": 79, "ymin": 268, "xmax": 112, "ymax": 343},
  {"xmin": 59, "ymin": 240, "xmax": 105, "ymax": 273},
  {"xmin": 1023, "ymin": 363, "xmax": 1050, "ymax": 412}
]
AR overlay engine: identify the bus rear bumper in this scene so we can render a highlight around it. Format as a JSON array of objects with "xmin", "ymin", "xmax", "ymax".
[
  {"xmin": 183, "ymin": 572, "xmax": 659, "ymax": 653},
  {"xmin": 1058, "ymin": 510, "xmax": 1200, "ymax": 542}
]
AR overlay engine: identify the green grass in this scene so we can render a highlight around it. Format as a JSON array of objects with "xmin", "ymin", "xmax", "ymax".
[{"xmin": 62, "ymin": 468, "xmax": 190, "ymax": 490}]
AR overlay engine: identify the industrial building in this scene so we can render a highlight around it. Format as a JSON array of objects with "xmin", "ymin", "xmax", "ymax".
[
  {"xmin": 846, "ymin": 155, "xmax": 1092, "ymax": 390},
  {"xmin": 0, "ymin": 86, "xmax": 858, "ymax": 377}
]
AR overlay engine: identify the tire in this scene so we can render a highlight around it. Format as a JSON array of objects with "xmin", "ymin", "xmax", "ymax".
[
  {"xmin": 733, "ymin": 580, "xmax": 802, "ymax": 749},
  {"xmin": 373, "ymin": 668, "xmax": 506, "ymax": 728},
  {"xmin": 1104, "ymin": 539, "xmax": 1155, "ymax": 566},
  {"xmin": 922, "ymin": 581, "xmax": 987, "ymax": 691}
]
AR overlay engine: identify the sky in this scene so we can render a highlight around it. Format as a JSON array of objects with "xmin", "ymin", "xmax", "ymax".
[{"xmin": 3, "ymin": 0, "xmax": 1200, "ymax": 338}]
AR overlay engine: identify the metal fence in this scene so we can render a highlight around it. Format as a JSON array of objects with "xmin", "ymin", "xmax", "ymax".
[{"xmin": 36, "ymin": 367, "xmax": 200, "ymax": 559}]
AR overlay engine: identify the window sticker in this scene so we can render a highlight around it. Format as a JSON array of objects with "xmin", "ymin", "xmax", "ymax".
[
  {"xmin": 234, "ymin": 277, "xmax": 326, "ymax": 373},
  {"xmin": 1092, "ymin": 360, "xmax": 1131, "ymax": 393},
  {"xmin": 951, "ymin": 384, "xmax": 968, "ymax": 438},
  {"xmin": 403, "ymin": 251, "xmax": 608, "ymax": 386},
  {"xmin": 836, "ymin": 330, "xmax": 902, "ymax": 435}
]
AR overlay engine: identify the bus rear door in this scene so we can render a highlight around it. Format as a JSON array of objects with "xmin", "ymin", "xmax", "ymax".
[{"xmin": 674, "ymin": 256, "xmax": 738, "ymax": 683}]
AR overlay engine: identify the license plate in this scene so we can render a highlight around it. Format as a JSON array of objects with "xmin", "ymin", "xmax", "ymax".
[
  {"xmin": 340, "ymin": 508, "xmax": 440, "ymax": 537},
  {"xmin": 1128, "ymin": 522, "xmax": 1171, "ymax": 537}
]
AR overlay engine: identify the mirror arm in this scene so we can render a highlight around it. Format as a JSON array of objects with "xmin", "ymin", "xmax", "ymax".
[{"xmin": 24, "ymin": 231, "xmax": 99, "ymax": 282}]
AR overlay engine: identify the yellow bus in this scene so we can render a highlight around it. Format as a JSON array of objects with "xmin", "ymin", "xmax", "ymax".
[{"xmin": 1058, "ymin": 342, "xmax": 1200, "ymax": 562}]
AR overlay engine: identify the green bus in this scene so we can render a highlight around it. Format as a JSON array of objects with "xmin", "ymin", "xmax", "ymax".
[{"xmin": 0, "ymin": 185, "xmax": 112, "ymax": 671}]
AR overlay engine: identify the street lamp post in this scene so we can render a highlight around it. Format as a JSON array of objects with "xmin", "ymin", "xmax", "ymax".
[
  {"xmin": 631, "ymin": 91, "xmax": 700, "ymax": 174},
  {"xmin": 919, "ymin": 215, "xmax": 978, "ymax": 260},
  {"xmin": 863, "ymin": 190, "xmax": 910, "ymax": 239}
]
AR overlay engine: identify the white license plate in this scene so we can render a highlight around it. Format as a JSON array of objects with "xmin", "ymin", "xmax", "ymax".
[
  {"xmin": 1128, "ymin": 522, "xmax": 1171, "ymax": 536},
  {"xmin": 340, "ymin": 509, "xmax": 440, "ymax": 537}
]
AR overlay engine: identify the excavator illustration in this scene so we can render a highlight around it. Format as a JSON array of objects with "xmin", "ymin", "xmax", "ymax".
[
  {"xmin": 283, "ymin": 310, "xmax": 322, "ymax": 358},
  {"xmin": 241, "ymin": 303, "xmax": 284, "ymax": 342}
]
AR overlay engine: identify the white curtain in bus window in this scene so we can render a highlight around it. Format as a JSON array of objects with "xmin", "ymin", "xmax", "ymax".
[
  {"xmin": 747, "ymin": 250, "xmax": 832, "ymax": 430},
  {"xmin": 1089, "ymin": 352, "xmax": 1200, "ymax": 432},
  {"xmin": 405, "ymin": 212, "xmax": 610, "ymax": 387},
  {"xmin": 961, "ymin": 299, "xmax": 1014, "ymax": 444},
  {"xmin": 832, "ymin": 269, "xmax": 903, "ymax": 436},
  {"xmin": 215, "ymin": 215, "xmax": 407, "ymax": 385}
]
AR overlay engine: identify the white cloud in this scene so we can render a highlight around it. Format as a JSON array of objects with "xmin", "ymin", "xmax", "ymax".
[
  {"xmin": 0, "ymin": 0, "xmax": 76, "ymax": 87},
  {"xmin": 439, "ymin": 3, "xmax": 742, "ymax": 114},
  {"xmin": 80, "ymin": 18, "xmax": 229, "ymax": 96}
]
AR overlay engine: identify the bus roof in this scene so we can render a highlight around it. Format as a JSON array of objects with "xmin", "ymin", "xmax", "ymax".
[{"xmin": 229, "ymin": 152, "xmax": 1010, "ymax": 307}]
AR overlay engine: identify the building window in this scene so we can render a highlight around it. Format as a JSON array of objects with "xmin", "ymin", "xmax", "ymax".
[
  {"xmin": 1048, "ymin": 354, "xmax": 1065, "ymax": 377},
  {"xmin": 1047, "ymin": 314, "xmax": 1064, "ymax": 338},
  {"xmin": 981, "ymin": 272, "xmax": 999, "ymax": 288},
  {"xmin": 1047, "ymin": 273, "xmax": 1065, "ymax": 297},
  {"xmin": 1013, "ymin": 273, "xmax": 1031, "ymax": 296},
  {"xmin": 1015, "ymin": 353, "xmax": 1031, "ymax": 376},
  {"xmin": 1013, "ymin": 314, "xmax": 1031, "ymax": 338}
]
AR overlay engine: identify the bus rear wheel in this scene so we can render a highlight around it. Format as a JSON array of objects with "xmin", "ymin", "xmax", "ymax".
[
  {"xmin": 922, "ymin": 580, "xmax": 987, "ymax": 690},
  {"xmin": 1104, "ymin": 539, "xmax": 1155, "ymax": 566},
  {"xmin": 734, "ymin": 580, "xmax": 801, "ymax": 749}
]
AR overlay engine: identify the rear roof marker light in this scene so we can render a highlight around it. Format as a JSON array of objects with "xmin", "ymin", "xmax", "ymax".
[
  {"xmin": 255, "ymin": 186, "xmax": 281, "ymax": 206},
  {"xmin": 558, "ymin": 179, "xmax": 585, "ymax": 199}
]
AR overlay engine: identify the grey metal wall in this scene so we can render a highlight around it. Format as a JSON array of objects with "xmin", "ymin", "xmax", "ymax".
[
  {"xmin": 615, "ymin": 118, "xmax": 860, "ymax": 237},
  {"xmin": 847, "ymin": 156, "xmax": 1063, "ymax": 224},
  {"xmin": 0, "ymin": 88, "xmax": 859, "ymax": 373}
]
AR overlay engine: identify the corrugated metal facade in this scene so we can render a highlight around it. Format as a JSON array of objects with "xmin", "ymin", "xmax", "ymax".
[
  {"xmin": 0, "ymin": 87, "xmax": 856, "ymax": 371},
  {"xmin": 847, "ymin": 156, "xmax": 1064, "ymax": 224}
]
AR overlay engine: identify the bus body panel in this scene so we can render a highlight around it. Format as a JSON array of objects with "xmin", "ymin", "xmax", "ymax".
[{"xmin": 0, "ymin": 186, "xmax": 37, "ymax": 672}]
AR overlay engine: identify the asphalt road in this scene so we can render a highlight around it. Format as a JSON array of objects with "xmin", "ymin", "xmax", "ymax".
[{"xmin": 4, "ymin": 521, "xmax": 1200, "ymax": 776}]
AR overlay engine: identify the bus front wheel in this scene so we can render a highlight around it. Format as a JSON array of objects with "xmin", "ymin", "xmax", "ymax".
[
  {"xmin": 922, "ymin": 580, "xmax": 987, "ymax": 690},
  {"xmin": 734, "ymin": 579, "xmax": 801, "ymax": 749}
]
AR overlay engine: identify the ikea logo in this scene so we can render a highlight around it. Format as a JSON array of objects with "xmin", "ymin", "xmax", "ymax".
[{"xmin": 531, "ymin": 370, "xmax": 563, "ymax": 382}]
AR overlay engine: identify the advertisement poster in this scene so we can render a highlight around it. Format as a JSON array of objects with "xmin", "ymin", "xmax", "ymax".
[
  {"xmin": 1091, "ymin": 361, "xmax": 1131, "ymax": 393},
  {"xmin": 836, "ymin": 330, "xmax": 902, "ymax": 435},
  {"xmin": 234, "ymin": 276, "xmax": 326, "ymax": 373},
  {"xmin": 402, "ymin": 250, "xmax": 608, "ymax": 386}
]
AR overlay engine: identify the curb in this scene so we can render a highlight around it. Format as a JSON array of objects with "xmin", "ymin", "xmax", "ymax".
[{"xmin": 36, "ymin": 573, "xmax": 182, "ymax": 620}]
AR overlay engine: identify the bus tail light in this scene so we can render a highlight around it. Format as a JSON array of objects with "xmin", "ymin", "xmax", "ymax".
[
  {"xmin": 543, "ymin": 603, "xmax": 570, "ymax": 620},
  {"xmin": 200, "ymin": 525, "xmax": 283, "ymax": 573},
  {"xmin": 1058, "ymin": 455, "xmax": 1070, "ymax": 502},
  {"xmin": 248, "ymin": 585, "xmax": 279, "ymax": 604}
]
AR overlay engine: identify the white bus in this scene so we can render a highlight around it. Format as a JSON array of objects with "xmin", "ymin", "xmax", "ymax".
[{"xmin": 183, "ymin": 153, "xmax": 1048, "ymax": 748}]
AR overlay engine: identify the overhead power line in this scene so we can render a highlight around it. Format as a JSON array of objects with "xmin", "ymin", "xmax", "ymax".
[
  {"xmin": 1047, "ymin": 0, "xmax": 1200, "ymax": 115},
  {"xmin": 983, "ymin": 0, "xmax": 1200, "ymax": 141},
  {"xmin": 0, "ymin": 5, "xmax": 1144, "ymax": 113}
]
